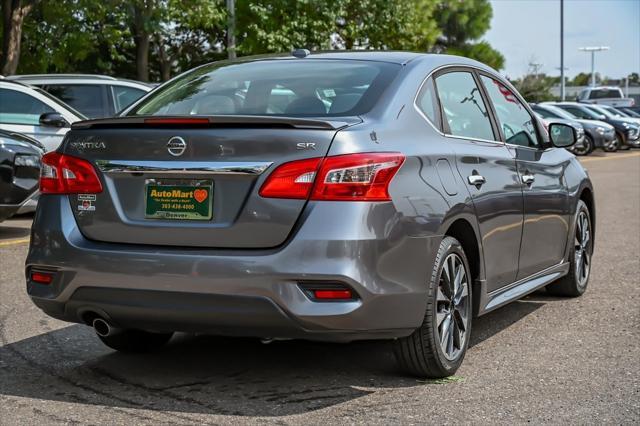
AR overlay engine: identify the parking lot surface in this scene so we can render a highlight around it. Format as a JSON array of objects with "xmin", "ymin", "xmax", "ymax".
[{"xmin": 1, "ymin": 151, "xmax": 639, "ymax": 425}]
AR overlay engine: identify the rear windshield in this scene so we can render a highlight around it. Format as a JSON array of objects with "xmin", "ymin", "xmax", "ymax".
[
  {"xmin": 589, "ymin": 89, "xmax": 622, "ymax": 99},
  {"xmin": 128, "ymin": 59, "xmax": 400, "ymax": 117}
]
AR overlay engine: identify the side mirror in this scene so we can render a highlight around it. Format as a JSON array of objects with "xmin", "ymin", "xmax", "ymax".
[
  {"xmin": 549, "ymin": 122, "xmax": 577, "ymax": 148},
  {"xmin": 598, "ymin": 114, "xmax": 607, "ymax": 120},
  {"xmin": 39, "ymin": 112, "xmax": 68, "ymax": 128}
]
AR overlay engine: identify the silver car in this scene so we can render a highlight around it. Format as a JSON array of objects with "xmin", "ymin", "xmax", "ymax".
[{"xmin": 26, "ymin": 52, "xmax": 594, "ymax": 378}]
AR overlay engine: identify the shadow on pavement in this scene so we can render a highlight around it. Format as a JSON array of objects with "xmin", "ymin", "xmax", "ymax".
[
  {"xmin": 0, "ymin": 224, "xmax": 30, "ymax": 240},
  {"xmin": 0, "ymin": 298, "xmax": 544, "ymax": 417}
]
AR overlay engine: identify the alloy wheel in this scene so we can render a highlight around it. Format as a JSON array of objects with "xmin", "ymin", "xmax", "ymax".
[
  {"xmin": 574, "ymin": 211, "xmax": 591, "ymax": 288},
  {"xmin": 436, "ymin": 253, "xmax": 470, "ymax": 361}
]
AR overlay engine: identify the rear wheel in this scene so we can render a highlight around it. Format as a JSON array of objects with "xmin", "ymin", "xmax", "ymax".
[
  {"xmin": 546, "ymin": 200, "xmax": 592, "ymax": 297},
  {"xmin": 97, "ymin": 329, "xmax": 174, "ymax": 353},
  {"xmin": 393, "ymin": 236, "xmax": 472, "ymax": 378}
]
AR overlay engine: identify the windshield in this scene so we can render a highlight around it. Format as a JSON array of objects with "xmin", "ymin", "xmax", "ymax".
[
  {"xmin": 603, "ymin": 105, "xmax": 630, "ymax": 118},
  {"xmin": 544, "ymin": 104, "xmax": 577, "ymax": 120},
  {"xmin": 129, "ymin": 59, "xmax": 401, "ymax": 117},
  {"xmin": 585, "ymin": 104, "xmax": 614, "ymax": 119}
]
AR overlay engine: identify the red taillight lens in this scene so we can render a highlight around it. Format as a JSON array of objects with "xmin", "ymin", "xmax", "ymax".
[
  {"xmin": 259, "ymin": 153, "xmax": 404, "ymax": 201},
  {"xmin": 311, "ymin": 153, "xmax": 405, "ymax": 201},
  {"xmin": 40, "ymin": 152, "xmax": 103, "ymax": 194},
  {"xmin": 258, "ymin": 157, "xmax": 322, "ymax": 199},
  {"xmin": 31, "ymin": 271, "xmax": 54, "ymax": 285},
  {"xmin": 313, "ymin": 289, "xmax": 353, "ymax": 300}
]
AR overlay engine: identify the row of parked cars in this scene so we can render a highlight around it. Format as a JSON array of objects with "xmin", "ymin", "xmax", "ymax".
[
  {"xmin": 532, "ymin": 101, "xmax": 640, "ymax": 155},
  {"xmin": 0, "ymin": 74, "xmax": 152, "ymax": 220}
]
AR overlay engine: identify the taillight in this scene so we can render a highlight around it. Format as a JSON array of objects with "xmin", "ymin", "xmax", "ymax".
[
  {"xmin": 259, "ymin": 157, "xmax": 322, "ymax": 199},
  {"xmin": 311, "ymin": 153, "xmax": 405, "ymax": 201},
  {"xmin": 259, "ymin": 153, "xmax": 404, "ymax": 201},
  {"xmin": 40, "ymin": 152, "xmax": 103, "ymax": 194}
]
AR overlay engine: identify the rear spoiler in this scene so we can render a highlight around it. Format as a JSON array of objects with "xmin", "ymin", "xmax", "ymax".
[{"xmin": 72, "ymin": 115, "xmax": 362, "ymax": 131}]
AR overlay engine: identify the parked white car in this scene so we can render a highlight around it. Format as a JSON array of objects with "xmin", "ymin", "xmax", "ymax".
[
  {"xmin": 0, "ymin": 80, "xmax": 85, "ymax": 151},
  {"xmin": 5, "ymin": 74, "xmax": 153, "ymax": 118}
]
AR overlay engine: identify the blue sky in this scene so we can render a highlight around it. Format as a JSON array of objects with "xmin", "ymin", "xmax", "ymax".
[{"xmin": 484, "ymin": 0, "xmax": 640, "ymax": 79}]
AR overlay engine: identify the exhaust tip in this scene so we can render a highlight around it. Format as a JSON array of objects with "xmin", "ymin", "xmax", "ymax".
[{"xmin": 92, "ymin": 318, "xmax": 111, "ymax": 337}]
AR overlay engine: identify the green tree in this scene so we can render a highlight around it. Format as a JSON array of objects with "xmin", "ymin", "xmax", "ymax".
[
  {"xmin": 433, "ymin": 0, "xmax": 504, "ymax": 70},
  {"xmin": 1, "ymin": 0, "xmax": 39, "ymax": 75},
  {"xmin": 512, "ymin": 64, "xmax": 555, "ymax": 102}
]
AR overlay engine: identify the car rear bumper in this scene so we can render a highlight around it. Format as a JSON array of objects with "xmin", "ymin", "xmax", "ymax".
[{"xmin": 26, "ymin": 196, "xmax": 439, "ymax": 342}]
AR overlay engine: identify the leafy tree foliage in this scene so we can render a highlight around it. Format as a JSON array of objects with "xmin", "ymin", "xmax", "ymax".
[
  {"xmin": 434, "ymin": 0, "xmax": 504, "ymax": 70},
  {"xmin": 3, "ymin": 0, "xmax": 503, "ymax": 81}
]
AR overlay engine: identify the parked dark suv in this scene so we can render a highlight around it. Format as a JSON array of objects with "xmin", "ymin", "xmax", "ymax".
[{"xmin": 26, "ymin": 52, "xmax": 594, "ymax": 378}]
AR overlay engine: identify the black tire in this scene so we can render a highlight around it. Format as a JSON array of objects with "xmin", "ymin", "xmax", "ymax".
[
  {"xmin": 546, "ymin": 200, "xmax": 592, "ymax": 297},
  {"xmin": 97, "ymin": 329, "xmax": 173, "ymax": 353},
  {"xmin": 616, "ymin": 132, "xmax": 630, "ymax": 150},
  {"xmin": 393, "ymin": 236, "xmax": 472, "ymax": 378},
  {"xmin": 571, "ymin": 134, "xmax": 593, "ymax": 156},
  {"xmin": 603, "ymin": 135, "xmax": 618, "ymax": 152}
]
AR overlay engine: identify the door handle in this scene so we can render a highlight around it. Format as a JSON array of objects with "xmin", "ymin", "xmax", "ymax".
[
  {"xmin": 468, "ymin": 174, "xmax": 486, "ymax": 187},
  {"xmin": 521, "ymin": 174, "xmax": 535, "ymax": 185}
]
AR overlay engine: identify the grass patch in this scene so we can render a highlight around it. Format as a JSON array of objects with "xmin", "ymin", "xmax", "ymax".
[{"xmin": 417, "ymin": 375, "xmax": 465, "ymax": 385}]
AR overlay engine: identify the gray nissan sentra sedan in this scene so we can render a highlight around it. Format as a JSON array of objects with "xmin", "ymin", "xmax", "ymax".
[{"xmin": 26, "ymin": 51, "xmax": 595, "ymax": 378}]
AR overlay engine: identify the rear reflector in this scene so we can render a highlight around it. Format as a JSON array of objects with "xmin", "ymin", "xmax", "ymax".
[
  {"xmin": 40, "ymin": 152, "xmax": 103, "ymax": 194},
  {"xmin": 31, "ymin": 271, "xmax": 54, "ymax": 285},
  {"xmin": 259, "ymin": 152, "xmax": 404, "ymax": 201},
  {"xmin": 313, "ymin": 289, "xmax": 353, "ymax": 300}
]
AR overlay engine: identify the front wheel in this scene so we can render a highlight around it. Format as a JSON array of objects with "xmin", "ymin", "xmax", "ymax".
[
  {"xmin": 572, "ymin": 135, "xmax": 593, "ymax": 156},
  {"xmin": 393, "ymin": 236, "xmax": 472, "ymax": 378},
  {"xmin": 546, "ymin": 200, "xmax": 593, "ymax": 297},
  {"xmin": 603, "ymin": 135, "xmax": 618, "ymax": 152},
  {"xmin": 616, "ymin": 132, "xmax": 630, "ymax": 150}
]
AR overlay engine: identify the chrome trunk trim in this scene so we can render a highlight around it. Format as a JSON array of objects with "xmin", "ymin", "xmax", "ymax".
[{"xmin": 96, "ymin": 160, "xmax": 272, "ymax": 175}]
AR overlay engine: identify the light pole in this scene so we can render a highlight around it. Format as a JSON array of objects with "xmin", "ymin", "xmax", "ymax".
[
  {"xmin": 560, "ymin": 0, "xmax": 565, "ymax": 101},
  {"xmin": 579, "ymin": 46, "xmax": 610, "ymax": 87}
]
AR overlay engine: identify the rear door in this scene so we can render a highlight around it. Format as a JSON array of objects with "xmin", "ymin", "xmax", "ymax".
[
  {"xmin": 433, "ymin": 69, "xmax": 524, "ymax": 291},
  {"xmin": 63, "ymin": 118, "xmax": 351, "ymax": 248},
  {"xmin": 479, "ymin": 74, "xmax": 571, "ymax": 280}
]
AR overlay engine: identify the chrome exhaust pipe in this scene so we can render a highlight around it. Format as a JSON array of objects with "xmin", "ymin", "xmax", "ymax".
[{"xmin": 92, "ymin": 317, "xmax": 112, "ymax": 337}]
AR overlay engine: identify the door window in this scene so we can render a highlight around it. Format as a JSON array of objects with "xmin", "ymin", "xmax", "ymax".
[
  {"xmin": 0, "ymin": 88, "xmax": 54, "ymax": 125},
  {"xmin": 434, "ymin": 72, "xmax": 494, "ymax": 141},
  {"xmin": 43, "ymin": 84, "xmax": 105, "ymax": 118},
  {"xmin": 480, "ymin": 76, "xmax": 540, "ymax": 148},
  {"xmin": 416, "ymin": 78, "xmax": 441, "ymax": 130},
  {"xmin": 112, "ymin": 86, "xmax": 147, "ymax": 112}
]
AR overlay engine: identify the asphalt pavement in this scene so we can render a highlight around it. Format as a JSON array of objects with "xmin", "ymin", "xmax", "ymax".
[{"xmin": 1, "ymin": 151, "xmax": 639, "ymax": 425}]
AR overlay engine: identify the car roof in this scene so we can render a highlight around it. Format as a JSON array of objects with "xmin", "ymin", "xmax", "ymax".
[{"xmin": 5, "ymin": 74, "xmax": 153, "ymax": 89}]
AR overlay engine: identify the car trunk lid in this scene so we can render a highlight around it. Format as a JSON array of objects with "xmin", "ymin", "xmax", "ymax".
[{"xmin": 63, "ymin": 116, "xmax": 358, "ymax": 248}]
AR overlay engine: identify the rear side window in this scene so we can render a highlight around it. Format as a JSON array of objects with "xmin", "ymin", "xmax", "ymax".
[
  {"xmin": 434, "ymin": 71, "xmax": 495, "ymax": 141},
  {"xmin": 113, "ymin": 86, "xmax": 147, "ymax": 112},
  {"xmin": 130, "ymin": 60, "xmax": 401, "ymax": 117},
  {"xmin": 480, "ymin": 76, "xmax": 540, "ymax": 148},
  {"xmin": 589, "ymin": 89, "xmax": 622, "ymax": 100},
  {"xmin": 416, "ymin": 78, "xmax": 441, "ymax": 130},
  {"xmin": 0, "ymin": 88, "xmax": 54, "ymax": 125},
  {"xmin": 43, "ymin": 84, "xmax": 105, "ymax": 118}
]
